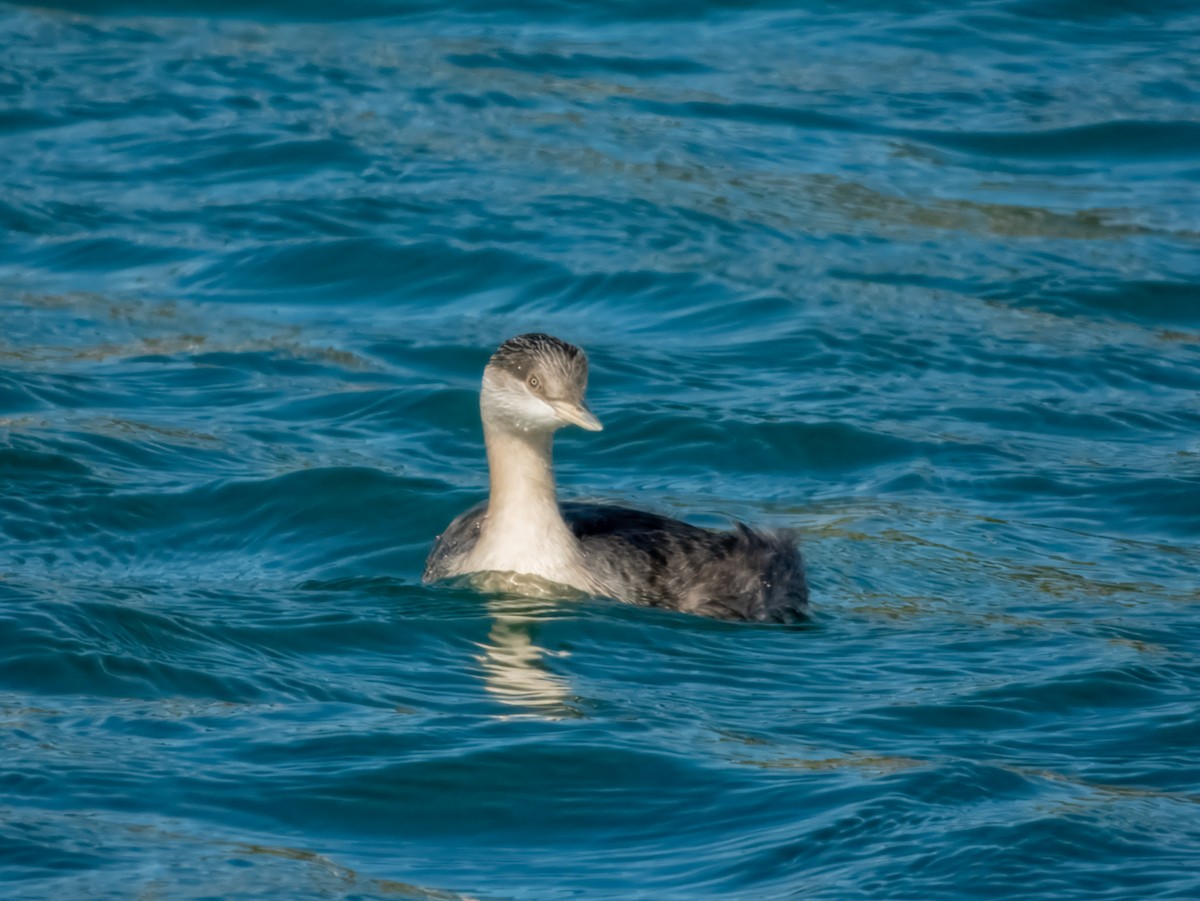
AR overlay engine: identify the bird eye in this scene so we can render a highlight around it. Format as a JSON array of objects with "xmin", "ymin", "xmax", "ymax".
[{"xmin": 528, "ymin": 375, "xmax": 540, "ymax": 389}]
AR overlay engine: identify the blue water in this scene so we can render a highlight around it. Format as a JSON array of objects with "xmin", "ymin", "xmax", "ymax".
[{"xmin": 3, "ymin": 0, "xmax": 1200, "ymax": 897}]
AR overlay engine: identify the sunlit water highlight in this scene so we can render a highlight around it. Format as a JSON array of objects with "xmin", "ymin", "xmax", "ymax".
[{"xmin": 2, "ymin": 1, "xmax": 1199, "ymax": 898}]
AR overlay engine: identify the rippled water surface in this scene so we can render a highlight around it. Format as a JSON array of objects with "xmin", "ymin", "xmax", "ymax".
[{"xmin": 3, "ymin": 1, "xmax": 1200, "ymax": 897}]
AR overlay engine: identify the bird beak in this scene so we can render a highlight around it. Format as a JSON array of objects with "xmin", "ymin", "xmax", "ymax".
[{"xmin": 554, "ymin": 400, "xmax": 603, "ymax": 431}]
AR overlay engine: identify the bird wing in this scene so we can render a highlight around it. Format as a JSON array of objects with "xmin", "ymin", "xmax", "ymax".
[
  {"xmin": 422, "ymin": 500, "xmax": 487, "ymax": 582},
  {"xmin": 562, "ymin": 501, "xmax": 807, "ymax": 621}
]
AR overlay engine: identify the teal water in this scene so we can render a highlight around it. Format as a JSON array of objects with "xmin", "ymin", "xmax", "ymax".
[{"xmin": 3, "ymin": 0, "xmax": 1200, "ymax": 897}]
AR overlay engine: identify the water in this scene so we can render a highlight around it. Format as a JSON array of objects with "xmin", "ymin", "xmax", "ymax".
[{"xmin": 2, "ymin": 0, "xmax": 1199, "ymax": 897}]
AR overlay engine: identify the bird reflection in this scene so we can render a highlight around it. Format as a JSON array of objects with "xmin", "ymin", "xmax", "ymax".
[{"xmin": 475, "ymin": 593, "xmax": 580, "ymax": 718}]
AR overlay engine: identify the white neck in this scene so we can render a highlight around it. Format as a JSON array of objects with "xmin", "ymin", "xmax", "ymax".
[
  {"xmin": 485, "ymin": 422, "xmax": 559, "ymax": 526},
  {"xmin": 468, "ymin": 420, "xmax": 583, "ymax": 583}
]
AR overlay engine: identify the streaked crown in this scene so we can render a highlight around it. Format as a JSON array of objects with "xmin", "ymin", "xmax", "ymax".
[{"xmin": 489, "ymin": 333, "xmax": 588, "ymax": 388}]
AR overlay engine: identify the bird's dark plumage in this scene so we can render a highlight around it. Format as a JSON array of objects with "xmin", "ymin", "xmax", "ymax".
[{"xmin": 424, "ymin": 500, "xmax": 809, "ymax": 622}]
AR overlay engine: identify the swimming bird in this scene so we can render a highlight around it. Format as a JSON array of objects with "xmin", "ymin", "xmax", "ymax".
[{"xmin": 423, "ymin": 334, "xmax": 809, "ymax": 622}]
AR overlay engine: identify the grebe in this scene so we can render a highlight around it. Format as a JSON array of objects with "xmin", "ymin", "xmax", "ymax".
[{"xmin": 423, "ymin": 334, "xmax": 809, "ymax": 622}]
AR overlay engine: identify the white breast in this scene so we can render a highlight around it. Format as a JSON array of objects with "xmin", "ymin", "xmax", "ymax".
[{"xmin": 463, "ymin": 506, "xmax": 590, "ymax": 591}]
